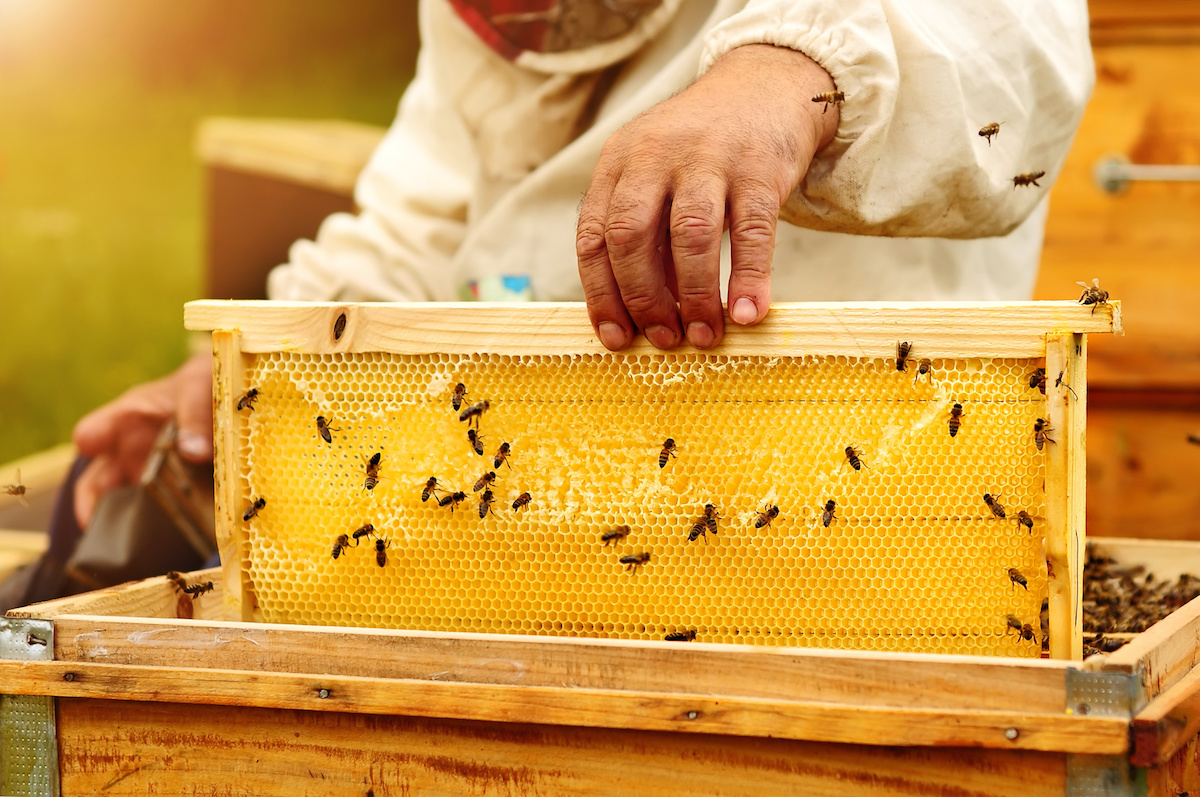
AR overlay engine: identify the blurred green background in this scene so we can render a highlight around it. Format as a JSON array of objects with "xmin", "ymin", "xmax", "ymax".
[{"xmin": 0, "ymin": 0, "xmax": 419, "ymax": 464}]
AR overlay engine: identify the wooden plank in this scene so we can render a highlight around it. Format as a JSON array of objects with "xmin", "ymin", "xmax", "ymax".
[
  {"xmin": 47, "ymin": 615, "xmax": 1072, "ymax": 715},
  {"xmin": 0, "ymin": 659, "xmax": 1128, "ymax": 753},
  {"xmin": 1132, "ymin": 662, "xmax": 1200, "ymax": 767},
  {"xmin": 56, "ymin": 699, "xmax": 1070, "ymax": 797},
  {"xmin": 5, "ymin": 568, "xmax": 223, "ymax": 621},
  {"xmin": 1145, "ymin": 725, "xmax": 1200, "ymax": 797},
  {"xmin": 183, "ymin": 300, "xmax": 1122, "ymax": 358},
  {"xmin": 1045, "ymin": 334, "xmax": 1085, "ymax": 661},
  {"xmin": 1088, "ymin": 537, "xmax": 1200, "ymax": 582},
  {"xmin": 1103, "ymin": 591, "xmax": 1200, "ymax": 703}
]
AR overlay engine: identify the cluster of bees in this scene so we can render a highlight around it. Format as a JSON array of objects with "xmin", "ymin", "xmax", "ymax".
[
  {"xmin": 809, "ymin": 92, "xmax": 1048, "ymax": 188},
  {"xmin": 1082, "ymin": 544, "xmax": 1200, "ymax": 637}
]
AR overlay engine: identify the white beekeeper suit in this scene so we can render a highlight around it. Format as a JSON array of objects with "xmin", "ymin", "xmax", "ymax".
[{"xmin": 268, "ymin": 0, "xmax": 1093, "ymax": 305}]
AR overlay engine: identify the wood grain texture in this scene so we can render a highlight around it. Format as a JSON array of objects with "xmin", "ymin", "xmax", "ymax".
[
  {"xmin": 56, "ymin": 699, "xmax": 1070, "ymax": 797},
  {"xmin": 1132, "ymin": 662, "xmax": 1200, "ymax": 767},
  {"xmin": 1103, "ymin": 590, "xmax": 1200, "ymax": 703},
  {"xmin": 0, "ymin": 659, "xmax": 1127, "ymax": 754},
  {"xmin": 1089, "ymin": 537, "xmax": 1200, "ymax": 582},
  {"xmin": 183, "ymin": 301, "xmax": 1122, "ymax": 358},
  {"xmin": 1146, "ymin": 726, "xmax": 1200, "ymax": 797},
  {"xmin": 5, "ymin": 568, "xmax": 223, "ymax": 621},
  {"xmin": 46, "ymin": 615, "xmax": 1071, "ymax": 714}
]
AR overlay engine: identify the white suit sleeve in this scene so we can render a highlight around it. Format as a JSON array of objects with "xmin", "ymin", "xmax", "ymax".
[
  {"xmin": 267, "ymin": 37, "xmax": 476, "ymax": 301},
  {"xmin": 699, "ymin": 1, "xmax": 1093, "ymax": 238}
]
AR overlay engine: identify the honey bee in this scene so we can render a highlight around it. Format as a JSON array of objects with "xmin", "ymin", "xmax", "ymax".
[
  {"xmin": 512, "ymin": 491, "xmax": 532, "ymax": 512},
  {"xmin": 467, "ymin": 428, "xmax": 485, "ymax": 456},
  {"xmin": 473, "ymin": 471, "xmax": 496, "ymax": 493},
  {"xmin": 331, "ymin": 533, "xmax": 351, "ymax": 560},
  {"xmin": 243, "ymin": 497, "xmax": 266, "ymax": 521},
  {"xmin": 374, "ymin": 537, "xmax": 391, "ymax": 567},
  {"xmin": 1034, "ymin": 418, "xmax": 1056, "ymax": 450},
  {"xmin": 478, "ymin": 489, "xmax": 495, "ymax": 519},
  {"xmin": 821, "ymin": 499, "xmax": 837, "ymax": 528},
  {"xmin": 1008, "ymin": 567, "xmax": 1029, "ymax": 591},
  {"xmin": 1076, "ymin": 278, "xmax": 1110, "ymax": 314},
  {"xmin": 3, "ymin": 468, "xmax": 28, "ymax": 507},
  {"xmin": 982, "ymin": 493, "xmax": 1006, "ymax": 519},
  {"xmin": 620, "ymin": 552, "xmax": 651, "ymax": 572},
  {"xmin": 913, "ymin": 358, "xmax": 934, "ymax": 386},
  {"xmin": 422, "ymin": 477, "xmax": 442, "ymax": 502},
  {"xmin": 1012, "ymin": 171, "xmax": 1046, "ymax": 188},
  {"xmin": 166, "ymin": 570, "xmax": 188, "ymax": 592},
  {"xmin": 1028, "ymin": 367, "xmax": 1047, "ymax": 395},
  {"xmin": 182, "ymin": 580, "xmax": 214, "ymax": 598},
  {"xmin": 458, "ymin": 400, "xmax": 490, "ymax": 429},
  {"xmin": 948, "ymin": 403, "xmax": 964, "ymax": 437},
  {"xmin": 438, "ymin": 491, "xmax": 467, "ymax": 511},
  {"xmin": 601, "ymin": 525, "xmax": 630, "ymax": 545},
  {"xmin": 978, "ymin": 122, "xmax": 1003, "ymax": 146},
  {"xmin": 352, "ymin": 523, "xmax": 376, "ymax": 544},
  {"xmin": 688, "ymin": 518, "xmax": 709, "ymax": 544},
  {"xmin": 753, "ymin": 504, "xmax": 780, "ymax": 529},
  {"xmin": 895, "ymin": 341, "xmax": 913, "ymax": 372},
  {"xmin": 1016, "ymin": 511, "xmax": 1034, "ymax": 534},
  {"xmin": 493, "ymin": 442, "xmax": 512, "ymax": 470},
  {"xmin": 844, "ymin": 446, "xmax": 866, "ymax": 471},
  {"xmin": 811, "ymin": 90, "xmax": 845, "ymax": 113},
  {"xmin": 664, "ymin": 629, "xmax": 697, "ymax": 642},
  {"xmin": 1005, "ymin": 614, "xmax": 1023, "ymax": 636},
  {"xmin": 315, "ymin": 415, "xmax": 340, "ymax": 444},
  {"xmin": 658, "ymin": 438, "xmax": 678, "ymax": 469},
  {"xmin": 702, "ymin": 503, "xmax": 720, "ymax": 536},
  {"xmin": 362, "ymin": 452, "xmax": 382, "ymax": 491},
  {"xmin": 236, "ymin": 388, "xmax": 260, "ymax": 412},
  {"xmin": 451, "ymin": 382, "xmax": 468, "ymax": 411}
]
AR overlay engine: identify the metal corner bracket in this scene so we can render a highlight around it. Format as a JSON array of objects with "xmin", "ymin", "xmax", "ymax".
[
  {"xmin": 0, "ymin": 616, "xmax": 60, "ymax": 797},
  {"xmin": 1065, "ymin": 668, "xmax": 1146, "ymax": 797}
]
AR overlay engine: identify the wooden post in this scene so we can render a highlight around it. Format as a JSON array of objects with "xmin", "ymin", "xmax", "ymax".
[{"xmin": 1044, "ymin": 334, "xmax": 1086, "ymax": 660}]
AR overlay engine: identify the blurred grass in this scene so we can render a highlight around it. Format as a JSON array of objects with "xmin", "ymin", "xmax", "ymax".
[{"xmin": 0, "ymin": 0, "xmax": 418, "ymax": 464}]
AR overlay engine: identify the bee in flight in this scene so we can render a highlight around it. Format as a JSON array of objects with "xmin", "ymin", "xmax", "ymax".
[
  {"xmin": 362, "ymin": 452, "xmax": 382, "ymax": 491},
  {"xmin": 1028, "ymin": 367, "xmax": 1047, "ymax": 395},
  {"xmin": 478, "ymin": 490, "xmax": 495, "ymax": 519},
  {"xmin": 459, "ymin": 400, "xmax": 490, "ymax": 429},
  {"xmin": 753, "ymin": 504, "xmax": 780, "ymax": 529},
  {"xmin": 439, "ymin": 491, "xmax": 467, "ymax": 512},
  {"xmin": 1076, "ymin": 278, "xmax": 1110, "ymax": 314},
  {"xmin": 1007, "ymin": 567, "xmax": 1028, "ymax": 591},
  {"xmin": 315, "ymin": 415, "xmax": 340, "ymax": 444},
  {"xmin": 243, "ymin": 497, "xmax": 266, "ymax": 521},
  {"xmin": 620, "ymin": 552, "xmax": 651, "ymax": 573},
  {"xmin": 913, "ymin": 358, "xmax": 934, "ymax": 386},
  {"xmin": 895, "ymin": 341, "xmax": 913, "ymax": 372},
  {"xmin": 512, "ymin": 491, "xmax": 532, "ymax": 512},
  {"xmin": 948, "ymin": 403, "xmax": 964, "ymax": 437},
  {"xmin": 844, "ymin": 446, "xmax": 867, "ymax": 471},
  {"xmin": 1033, "ymin": 418, "xmax": 1056, "ymax": 450},
  {"xmin": 3, "ymin": 469, "xmax": 28, "ymax": 507},
  {"xmin": 236, "ymin": 388, "xmax": 260, "ymax": 412},
  {"xmin": 1016, "ymin": 511, "xmax": 1034, "ymax": 534},
  {"xmin": 601, "ymin": 525, "xmax": 630, "ymax": 545},
  {"xmin": 374, "ymin": 537, "xmax": 391, "ymax": 567},
  {"xmin": 978, "ymin": 122, "xmax": 1003, "ymax": 146},
  {"xmin": 982, "ymin": 493, "xmax": 1006, "ymax": 519},
  {"xmin": 821, "ymin": 499, "xmax": 837, "ymax": 528},
  {"xmin": 658, "ymin": 438, "xmax": 678, "ymax": 469},
  {"xmin": 467, "ymin": 429, "xmax": 485, "ymax": 456},
  {"xmin": 1012, "ymin": 171, "xmax": 1046, "ymax": 188},
  {"xmin": 811, "ymin": 90, "xmax": 845, "ymax": 113},
  {"xmin": 352, "ymin": 523, "xmax": 376, "ymax": 545},
  {"xmin": 451, "ymin": 382, "xmax": 468, "ymax": 411},
  {"xmin": 421, "ymin": 477, "xmax": 442, "ymax": 503},
  {"xmin": 331, "ymin": 533, "xmax": 351, "ymax": 560},
  {"xmin": 664, "ymin": 629, "xmax": 696, "ymax": 642},
  {"xmin": 493, "ymin": 442, "xmax": 512, "ymax": 470},
  {"xmin": 473, "ymin": 471, "xmax": 496, "ymax": 493}
]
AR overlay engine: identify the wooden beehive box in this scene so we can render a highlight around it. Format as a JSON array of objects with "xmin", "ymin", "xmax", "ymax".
[{"xmin": 185, "ymin": 300, "xmax": 1118, "ymax": 660}]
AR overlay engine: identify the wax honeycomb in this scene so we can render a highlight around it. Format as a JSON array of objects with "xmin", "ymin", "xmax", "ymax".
[{"xmin": 232, "ymin": 351, "xmax": 1049, "ymax": 656}]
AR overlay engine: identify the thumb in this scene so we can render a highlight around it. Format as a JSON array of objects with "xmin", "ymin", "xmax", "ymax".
[{"xmin": 175, "ymin": 353, "xmax": 214, "ymax": 463}]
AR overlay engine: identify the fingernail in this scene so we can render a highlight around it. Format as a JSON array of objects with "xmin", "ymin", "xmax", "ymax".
[
  {"xmin": 731, "ymin": 297, "xmax": 758, "ymax": 325},
  {"xmin": 598, "ymin": 322, "xmax": 627, "ymax": 350},
  {"xmin": 687, "ymin": 322, "xmax": 714, "ymax": 349},
  {"xmin": 645, "ymin": 324, "xmax": 678, "ymax": 349},
  {"xmin": 178, "ymin": 432, "xmax": 212, "ymax": 460}
]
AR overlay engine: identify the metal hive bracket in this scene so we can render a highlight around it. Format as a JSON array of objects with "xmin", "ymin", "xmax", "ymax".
[
  {"xmin": 0, "ymin": 617, "xmax": 59, "ymax": 797},
  {"xmin": 1065, "ymin": 669, "xmax": 1144, "ymax": 797}
]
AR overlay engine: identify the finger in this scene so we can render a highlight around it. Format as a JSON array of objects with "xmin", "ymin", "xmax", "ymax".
[
  {"xmin": 726, "ymin": 182, "xmax": 780, "ymax": 326},
  {"xmin": 577, "ymin": 169, "xmax": 634, "ymax": 352},
  {"xmin": 74, "ymin": 456, "xmax": 125, "ymax": 530},
  {"xmin": 604, "ymin": 177, "xmax": 680, "ymax": 349},
  {"xmin": 72, "ymin": 376, "xmax": 175, "ymax": 458},
  {"xmin": 669, "ymin": 183, "xmax": 727, "ymax": 349},
  {"xmin": 175, "ymin": 353, "xmax": 214, "ymax": 462}
]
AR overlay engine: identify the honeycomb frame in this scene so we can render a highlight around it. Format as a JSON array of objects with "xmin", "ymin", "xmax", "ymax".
[{"xmin": 186, "ymin": 300, "xmax": 1122, "ymax": 660}]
